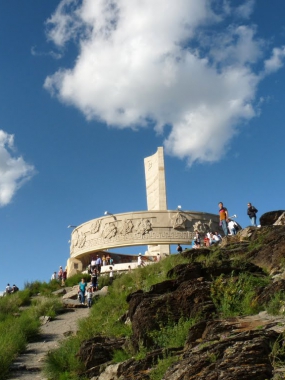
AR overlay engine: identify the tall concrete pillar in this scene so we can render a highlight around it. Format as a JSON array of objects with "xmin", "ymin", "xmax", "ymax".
[{"xmin": 144, "ymin": 147, "xmax": 170, "ymax": 256}]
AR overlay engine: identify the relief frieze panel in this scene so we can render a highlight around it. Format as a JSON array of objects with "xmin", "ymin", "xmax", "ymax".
[
  {"xmin": 90, "ymin": 219, "xmax": 101, "ymax": 234},
  {"xmin": 70, "ymin": 211, "xmax": 220, "ymax": 256},
  {"xmin": 171, "ymin": 212, "xmax": 187, "ymax": 229},
  {"xmin": 136, "ymin": 219, "xmax": 152, "ymax": 235},
  {"xmin": 102, "ymin": 222, "xmax": 117, "ymax": 239},
  {"xmin": 120, "ymin": 219, "xmax": 134, "ymax": 235}
]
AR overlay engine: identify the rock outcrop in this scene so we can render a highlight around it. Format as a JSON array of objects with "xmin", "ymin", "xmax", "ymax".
[
  {"xmin": 260, "ymin": 210, "xmax": 285, "ymax": 226},
  {"xmin": 74, "ymin": 223, "xmax": 285, "ymax": 380}
]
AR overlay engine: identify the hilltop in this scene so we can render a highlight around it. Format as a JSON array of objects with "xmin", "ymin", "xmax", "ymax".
[{"xmin": 3, "ymin": 210, "xmax": 285, "ymax": 380}]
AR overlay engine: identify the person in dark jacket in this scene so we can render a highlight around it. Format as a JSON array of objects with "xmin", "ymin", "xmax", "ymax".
[{"xmin": 247, "ymin": 203, "xmax": 258, "ymax": 226}]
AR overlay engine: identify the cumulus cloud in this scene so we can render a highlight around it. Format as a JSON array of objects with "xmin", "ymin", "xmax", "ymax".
[
  {"xmin": 0, "ymin": 130, "xmax": 35, "ymax": 207},
  {"xmin": 44, "ymin": 0, "xmax": 285, "ymax": 164}
]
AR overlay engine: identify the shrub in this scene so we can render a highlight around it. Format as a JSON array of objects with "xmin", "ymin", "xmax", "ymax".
[
  {"xmin": 150, "ymin": 354, "xmax": 178, "ymax": 380},
  {"xmin": 148, "ymin": 317, "xmax": 198, "ymax": 349},
  {"xmin": 24, "ymin": 280, "xmax": 62, "ymax": 296},
  {"xmin": 211, "ymin": 272, "xmax": 269, "ymax": 317},
  {"xmin": 64, "ymin": 273, "xmax": 91, "ymax": 288},
  {"xmin": 44, "ymin": 336, "xmax": 84, "ymax": 380},
  {"xmin": 112, "ymin": 349, "xmax": 132, "ymax": 363},
  {"xmin": 29, "ymin": 297, "xmax": 63, "ymax": 319},
  {"xmin": 266, "ymin": 292, "xmax": 285, "ymax": 316}
]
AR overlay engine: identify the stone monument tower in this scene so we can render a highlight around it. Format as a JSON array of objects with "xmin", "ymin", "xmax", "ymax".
[{"xmin": 144, "ymin": 147, "xmax": 170, "ymax": 256}]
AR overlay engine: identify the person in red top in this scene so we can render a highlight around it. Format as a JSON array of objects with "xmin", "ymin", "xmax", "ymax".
[{"xmin": 218, "ymin": 202, "xmax": 228, "ymax": 236}]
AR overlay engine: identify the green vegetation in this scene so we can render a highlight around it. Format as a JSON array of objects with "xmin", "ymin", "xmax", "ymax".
[
  {"xmin": 149, "ymin": 354, "xmax": 178, "ymax": 380},
  {"xmin": 43, "ymin": 255, "xmax": 192, "ymax": 378},
  {"xmin": 265, "ymin": 292, "xmax": 285, "ymax": 316},
  {"xmin": 44, "ymin": 336, "xmax": 86, "ymax": 380},
  {"xmin": 3, "ymin": 234, "xmax": 285, "ymax": 380},
  {"xmin": 24, "ymin": 279, "xmax": 63, "ymax": 295},
  {"xmin": 0, "ymin": 289, "xmax": 63, "ymax": 380},
  {"xmin": 148, "ymin": 317, "xmax": 198, "ymax": 349},
  {"xmin": 270, "ymin": 332, "xmax": 285, "ymax": 368},
  {"xmin": 211, "ymin": 272, "xmax": 270, "ymax": 317}
]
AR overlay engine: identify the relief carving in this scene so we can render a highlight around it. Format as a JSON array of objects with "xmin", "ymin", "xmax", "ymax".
[
  {"xmin": 193, "ymin": 219, "xmax": 213, "ymax": 233},
  {"xmin": 171, "ymin": 212, "xmax": 187, "ymax": 229},
  {"xmin": 78, "ymin": 232, "xmax": 86, "ymax": 248},
  {"xmin": 120, "ymin": 219, "xmax": 134, "ymax": 235},
  {"xmin": 90, "ymin": 220, "xmax": 101, "ymax": 234},
  {"xmin": 136, "ymin": 219, "xmax": 152, "ymax": 235},
  {"xmin": 102, "ymin": 222, "xmax": 117, "ymax": 239}
]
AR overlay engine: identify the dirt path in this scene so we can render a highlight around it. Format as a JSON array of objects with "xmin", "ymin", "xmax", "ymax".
[{"xmin": 8, "ymin": 307, "xmax": 90, "ymax": 380}]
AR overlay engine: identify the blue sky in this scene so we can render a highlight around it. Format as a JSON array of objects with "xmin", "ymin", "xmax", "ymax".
[{"xmin": 0, "ymin": 0, "xmax": 285, "ymax": 291}]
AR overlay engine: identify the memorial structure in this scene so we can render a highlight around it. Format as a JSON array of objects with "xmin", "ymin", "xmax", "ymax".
[{"xmin": 66, "ymin": 147, "xmax": 221, "ymax": 277}]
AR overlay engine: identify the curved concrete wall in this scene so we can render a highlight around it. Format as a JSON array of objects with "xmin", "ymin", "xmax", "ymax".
[{"xmin": 69, "ymin": 210, "xmax": 221, "ymax": 260}]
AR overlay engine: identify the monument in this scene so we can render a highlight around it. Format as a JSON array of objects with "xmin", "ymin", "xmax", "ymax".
[
  {"xmin": 144, "ymin": 147, "xmax": 170, "ymax": 256},
  {"xmin": 66, "ymin": 148, "xmax": 221, "ymax": 277}
]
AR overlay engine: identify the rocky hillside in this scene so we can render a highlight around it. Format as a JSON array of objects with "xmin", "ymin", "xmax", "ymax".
[{"xmin": 48, "ymin": 211, "xmax": 285, "ymax": 380}]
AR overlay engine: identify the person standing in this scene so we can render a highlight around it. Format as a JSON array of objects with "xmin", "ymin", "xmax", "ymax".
[
  {"xmin": 5, "ymin": 284, "xmax": 12, "ymax": 295},
  {"xmin": 58, "ymin": 266, "xmax": 63, "ymax": 282},
  {"xmin": 78, "ymin": 278, "xmax": 87, "ymax": 305},
  {"xmin": 194, "ymin": 230, "xmax": 201, "ymax": 248},
  {"xmin": 109, "ymin": 267, "xmax": 114, "ymax": 285},
  {"xmin": 62, "ymin": 268, "xmax": 67, "ymax": 286},
  {"xmin": 247, "ymin": 203, "xmax": 258, "ymax": 226},
  {"xmin": 137, "ymin": 253, "xmax": 145, "ymax": 268},
  {"xmin": 218, "ymin": 202, "xmax": 228, "ymax": 236},
  {"xmin": 86, "ymin": 286, "xmax": 93, "ymax": 308},
  {"xmin": 176, "ymin": 244, "xmax": 183, "ymax": 253},
  {"xmin": 91, "ymin": 269, "xmax": 98, "ymax": 291},
  {"xmin": 95, "ymin": 255, "xmax": 102, "ymax": 274}
]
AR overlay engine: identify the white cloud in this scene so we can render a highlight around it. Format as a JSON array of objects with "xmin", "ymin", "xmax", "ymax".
[
  {"xmin": 0, "ymin": 130, "xmax": 35, "ymax": 207},
  {"xmin": 31, "ymin": 46, "xmax": 62, "ymax": 60},
  {"xmin": 264, "ymin": 46, "xmax": 285, "ymax": 74},
  {"xmin": 44, "ymin": 0, "xmax": 285, "ymax": 165}
]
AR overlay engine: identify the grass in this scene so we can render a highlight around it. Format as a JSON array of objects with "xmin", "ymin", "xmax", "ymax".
[
  {"xmin": 265, "ymin": 292, "xmax": 285, "ymax": 316},
  {"xmin": 24, "ymin": 280, "xmax": 63, "ymax": 296},
  {"xmin": 43, "ymin": 255, "xmax": 192, "ymax": 378},
  {"xmin": 44, "ymin": 336, "xmax": 86, "ymax": 380},
  {"xmin": 149, "ymin": 354, "xmax": 178, "ymax": 380},
  {"xmin": 148, "ymin": 317, "xmax": 198, "ymax": 349},
  {"xmin": 0, "ymin": 290, "xmax": 63, "ymax": 380},
  {"xmin": 211, "ymin": 272, "xmax": 270, "ymax": 317}
]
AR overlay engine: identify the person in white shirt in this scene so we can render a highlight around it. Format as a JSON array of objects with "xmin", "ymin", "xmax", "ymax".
[
  {"xmin": 51, "ymin": 272, "xmax": 57, "ymax": 280},
  {"xmin": 228, "ymin": 220, "xmax": 237, "ymax": 235},
  {"xmin": 211, "ymin": 232, "xmax": 221, "ymax": 244},
  {"xmin": 137, "ymin": 253, "xmax": 145, "ymax": 267},
  {"xmin": 90, "ymin": 257, "xmax": 96, "ymax": 271},
  {"xmin": 109, "ymin": 266, "xmax": 114, "ymax": 284},
  {"xmin": 5, "ymin": 283, "xmax": 12, "ymax": 294}
]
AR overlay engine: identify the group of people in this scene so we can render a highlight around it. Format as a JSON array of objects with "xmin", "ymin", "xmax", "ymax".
[
  {"xmin": 89, "ymin": 254, "xmax": 114, "ymax": 274},
  {"xmin": 176, "ymin": 201, "xmax": 259, "ymax": 251},
  {"xmin": 51, "ymin": 266, "xmax": 67, "ymax": 285},
  {"xmin": 78, "ymin": 264, "xmax": 114, "ymax": 307},
  {"xmin": 5, "ymin": 283, "xmax": 19, "ymax": 295},
  {"xmin": 219, "ymin": 201, "xmax": 258, "ymax": 236}
]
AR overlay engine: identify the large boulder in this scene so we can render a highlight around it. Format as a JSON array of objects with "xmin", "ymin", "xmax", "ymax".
[
  {"xmin": 78, "ymin": 336, "xmax": 126, "ymax": 378},
  {"xmin": 260, "ymin": 210, "xmax": 285, "ymax": 226},
  {"xmin": 246, "ymin": 226, "xmax": 285, "ymax": 272},
  {"xmin": 165, "ymin": 320, "xmax": 279, "ymax": 380},
  {"xmin": 127, "ymin": 278, "xmax": 216, "ymax": 348}
]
